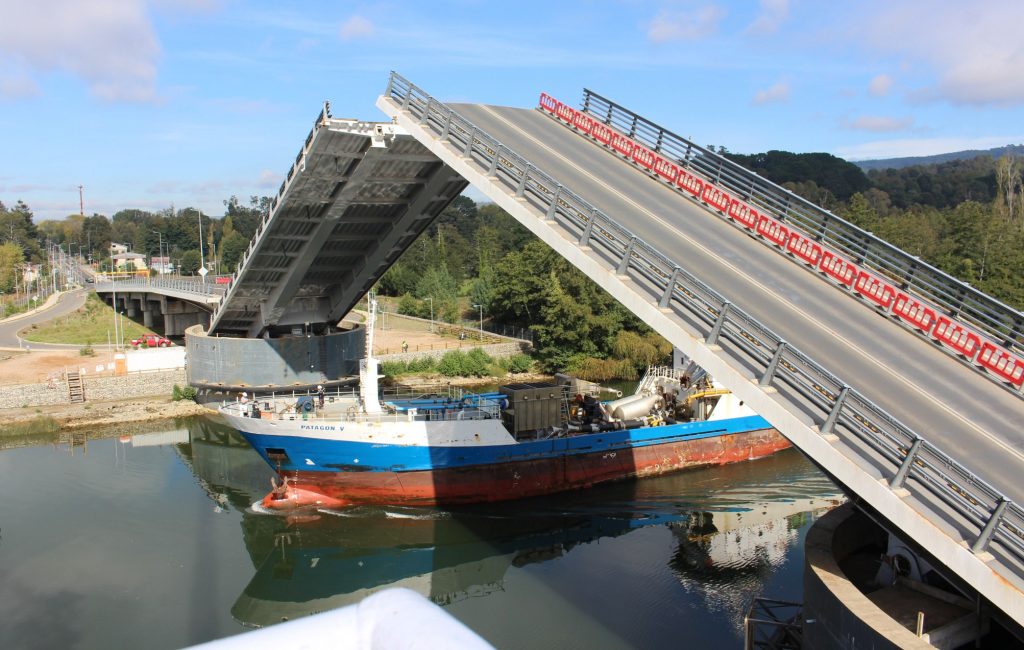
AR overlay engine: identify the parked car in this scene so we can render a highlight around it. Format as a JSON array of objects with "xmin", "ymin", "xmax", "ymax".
[{"xmin": 131, "ymin": 334, "xmax": 173, "ymax": 348}]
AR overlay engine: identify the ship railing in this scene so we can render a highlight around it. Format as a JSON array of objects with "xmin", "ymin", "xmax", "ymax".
[{"xmin": 225, "ymin": 395, "xmax": 503, "ymax": 424}]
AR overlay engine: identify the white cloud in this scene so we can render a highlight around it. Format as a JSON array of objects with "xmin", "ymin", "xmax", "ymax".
[
  {"xmin": 843, "ymin": 115, "xmax": 914, "ymax": 132},
  {"xmin": 846, "ymin": 0, "xmax": 1024, "ymax": 106},
  {"xmin": 868, "ymin": 74, "xmax": 892, "ymax": 97},
  {"xmin": 836, "ymin": 135, "xmax": 1024, "ymax": 161},
  {"xmin": 0, "ymin": 0, "xmax": 160, "ymax": 103},
  {"xmin": 339, "ymin": 15, "xmax": 374, "ymax": 41},
  {"xmin": 746, "ymin": 0, "xmax": 789, "ymax": 35},
  {"xmin": 647, "ymin": 5, "xmax": 725, "ymax": 43},
  {"xmin": 752, "ymin": 80, "xmax": 790, "ymax": 105},
  {"xmin": 0, "ymin": 70, "xmax": 40, "ymax": 100},
  {"xmin": 257, "ymin": 170, "xmax": 280, "ymax": 188}
]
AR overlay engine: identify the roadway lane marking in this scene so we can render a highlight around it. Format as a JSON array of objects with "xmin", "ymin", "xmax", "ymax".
[{"xmin": 477, "ymin": 104, "xmax": 1024, "ymax": 461}]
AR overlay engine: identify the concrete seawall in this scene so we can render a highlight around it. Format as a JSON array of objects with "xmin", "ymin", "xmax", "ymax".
[{"xmin": 0, "ymin": 369, "xmax": 187, "ymax": 408}]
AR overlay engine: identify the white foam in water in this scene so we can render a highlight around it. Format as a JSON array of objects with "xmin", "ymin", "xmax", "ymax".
[
  {"xmin": 248, "ymin": 502, "xmax": 278, "ymax": 515},
  {"xmin": 384, "ymin": 510, "xmax": 449, "ymax": 520},
  {"xmin": 316, "ymin": 507, "xmax": 361, "ymax": 517}
]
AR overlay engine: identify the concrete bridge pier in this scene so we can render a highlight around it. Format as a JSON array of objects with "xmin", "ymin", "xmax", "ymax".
[
  {"xmin": 184, "ymin": 321, "xmax": 365, "ymax": 393},
  {"xmin": 142, "ymin": 300, "xmax": 157, "ymax": 328}
]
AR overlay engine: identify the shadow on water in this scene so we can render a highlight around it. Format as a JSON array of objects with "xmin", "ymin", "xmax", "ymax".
[{"xmin": 184, "ymin": 416, "xmax": 841, "ymax": 643}]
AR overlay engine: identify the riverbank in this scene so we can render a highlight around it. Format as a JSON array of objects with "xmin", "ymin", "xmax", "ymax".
[
  {"xmin": 386, "ymin": 371, "xmax": 554, "ymax": 389},
  {"xmin": 0, "ymin": 396, "xmax": 214, "ymax": 436}
]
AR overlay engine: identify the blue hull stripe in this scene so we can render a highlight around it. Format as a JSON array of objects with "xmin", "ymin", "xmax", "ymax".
[{"xmin": 241, "ymin": 415, "xmax": 771, "ymax": 474}]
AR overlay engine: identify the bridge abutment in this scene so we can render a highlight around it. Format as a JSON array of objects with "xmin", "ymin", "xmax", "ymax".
[
  {"xmin": 803, "ymin": 503, "xmax": 989, "ymax": 649},
  {"xmin": 184, "ymin": 321, "xmax": 364, "ymax": 392}
]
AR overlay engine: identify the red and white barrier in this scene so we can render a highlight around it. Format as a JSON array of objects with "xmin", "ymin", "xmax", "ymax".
[
  {"xmin": 933, "ymin": 316, "xmax": 982, "ymax": 360},
  {"xmin": 539, "ymin": 93, "xmax": 559, "ymax": 114},
  {"xmin": 976, "ymin": 342, "xmax": 1024, "ymax": 387},
  {"xmin": 756, "ymin": 215, "xmax": 789, "ymax": 248},
  {"xmin": 786, "ymin": 231, "xmax": 823, "ymax": 267},
  {"xmin": 555, "ymin": 102, "xmax": 575, "ymax": 124},
  {"xmin": 892, "ymin": 293, "xmax": 938, "ymax": 334},
  {"xmin": 572, "ymin": 111, "xmax": 594, "ymax": 133},
  {"xmin": 702, "ymin": 185, "xmax": 731, "ymax": 213},
  {"xmin": 853, "ymin": 271, "xmax": 897, "ymax": 310},
  {"xmin": 610, "ymin": 131, "xmax": 635, "ymax": 158},
  {"xmin": 591, "ymin": 121, "xmax": 613, "ymax": 145},
  {"xmin": 653, "ymin": 157, "xmax": 679, "ymax": 183},
  {"xmin": 727, "ymin": 200, "xmax": 758, "ymax": 230},
  {"xmin": 633, "ymin": 145, "xmax": 657, "ymax": 171},
  {"xmin": 819, "ymin": 251, "xmax": 857, "ymax": 287},
  {"xmin": 677, "ymin": 171, "xmax": 704, "ymax": 198}
]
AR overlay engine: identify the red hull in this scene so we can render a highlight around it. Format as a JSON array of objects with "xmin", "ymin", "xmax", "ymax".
[{"xmin": 263, "ymin": 428, "xmax": 791, "ymax": 509}]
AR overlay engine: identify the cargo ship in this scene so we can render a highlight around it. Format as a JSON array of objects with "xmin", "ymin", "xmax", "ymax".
[{"xmin": 218, "ymin": 300, "xmax": 790, "ymax": 510}]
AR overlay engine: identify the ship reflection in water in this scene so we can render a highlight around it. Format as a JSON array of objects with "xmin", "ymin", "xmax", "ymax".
[{"xmin": 184, "ymin": 417, "xmax": 841, "ymax": 644}]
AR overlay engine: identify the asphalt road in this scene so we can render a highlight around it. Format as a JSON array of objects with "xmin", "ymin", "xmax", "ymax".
[
  {"xmin": 452, "ymin": 102, "xmax": 1024, "ymax": 504},
  {"xmin": 0, "ymin": 288, "xmax": 89, "ymax": 350}
]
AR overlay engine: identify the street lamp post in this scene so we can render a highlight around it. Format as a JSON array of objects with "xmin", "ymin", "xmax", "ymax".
[
  {"xmin": 472, "ymin": 303, "xmax": 483, "ymax": 341},
  {"xmin": 197, "ymin": 210, "xmax": 207, "ymax": 283}
]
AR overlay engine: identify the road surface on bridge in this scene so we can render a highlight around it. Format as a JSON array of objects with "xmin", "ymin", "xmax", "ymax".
[{"xmin": 450, "ymin": 102, "xmax": 1024, "ymax": 504}]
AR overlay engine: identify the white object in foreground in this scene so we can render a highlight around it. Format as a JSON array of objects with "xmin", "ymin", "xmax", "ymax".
[{"xmin": 187, "ymin": 588, "xmax": 494, "ymax": 650}]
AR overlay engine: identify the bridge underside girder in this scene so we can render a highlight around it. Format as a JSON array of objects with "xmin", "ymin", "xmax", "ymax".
[{"xmin": 210, "ymin": 120, "xmax": 466, "ymax": 337}]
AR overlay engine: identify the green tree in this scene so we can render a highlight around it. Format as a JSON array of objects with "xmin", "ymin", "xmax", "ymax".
[
  {"xmin": 0, "ymin": 241, "xmax": 25, "ymax": 292},
  {"xmin": 179, "ymin": 249, "xmax": 202, "ymax": 275},
  {"xmin": 219, "ymin": 231, "xmax": 249, "ymax": 271}
]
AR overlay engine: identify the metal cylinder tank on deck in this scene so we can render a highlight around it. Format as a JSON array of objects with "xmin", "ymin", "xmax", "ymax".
[{"xmin": 610, "ymin": 394, "xmax": 662, "ymax": 421}]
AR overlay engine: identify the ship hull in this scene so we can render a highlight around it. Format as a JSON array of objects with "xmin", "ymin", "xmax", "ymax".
[{"xmin": 233, "ymin": 416, "xmax": 790, "ymax": 507}]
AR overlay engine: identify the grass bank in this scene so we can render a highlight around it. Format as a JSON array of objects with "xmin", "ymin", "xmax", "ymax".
[{"xmin": 21, "ymin": 293, "xmax": 153, "ymax": 346}]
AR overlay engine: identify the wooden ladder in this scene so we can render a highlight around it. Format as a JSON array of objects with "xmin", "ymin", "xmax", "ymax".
[{"xmin": 67, "ymin": 371, "xmax": 86, "ymax": 404}]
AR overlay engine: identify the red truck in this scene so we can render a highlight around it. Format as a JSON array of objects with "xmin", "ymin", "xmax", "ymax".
[{"xmin": 131, "ymin": 334, "xmax": 173, "ymax": 348}]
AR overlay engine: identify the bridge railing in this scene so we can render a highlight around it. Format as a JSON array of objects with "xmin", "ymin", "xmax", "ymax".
[
  {"xmin": 579, "ymin": 90, "xmax": 1024, "ymax": 355},
  {"xmin": 385, "ymin": 71, "xmax": 1024, "ymax": 586},
  {"xmin": 94, "ymin": 276, "xmax": 225, "ymax": 297}
]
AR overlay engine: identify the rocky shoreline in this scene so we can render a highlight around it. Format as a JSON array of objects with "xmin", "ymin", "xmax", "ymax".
[{"xmin": 0, "ymin": 396, "xmax": 214, "ymax": 435}]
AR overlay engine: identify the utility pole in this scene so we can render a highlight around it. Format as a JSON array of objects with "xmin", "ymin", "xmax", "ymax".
[{"xmin": 78, "ymin": 185, "xmax": 84, "ymax": 216}]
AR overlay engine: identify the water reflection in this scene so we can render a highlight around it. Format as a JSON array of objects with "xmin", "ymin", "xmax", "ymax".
[{"xmin": 183, "ymin": 418, "xmax": 841, "ymax": 636}]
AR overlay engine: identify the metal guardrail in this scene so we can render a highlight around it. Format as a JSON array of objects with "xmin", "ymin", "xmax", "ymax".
[
  {"xmin": 384, "ymin": 71, "xmax": 1024, "ymax": 588},
  {"xmin": 209, "ymin": 102, "xmax": 333, "ymax": 330},
  {"xmin": 581, "ymin": 89, "xmax": 1024, "ymax": 353},
  {"xmin": 94, "ymin": 277, "xmax": 225, "ymax": 298}
]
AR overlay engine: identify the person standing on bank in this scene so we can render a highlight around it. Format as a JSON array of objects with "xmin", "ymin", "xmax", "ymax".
[{"xmin": 317, "ymin": 384, "xmax": 325, "ymax": 409}]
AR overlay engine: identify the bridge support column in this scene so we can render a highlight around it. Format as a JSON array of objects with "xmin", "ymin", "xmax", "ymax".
[{"xmin": 185, "ymin": 324, "xmax": 365, "ymax": 392}]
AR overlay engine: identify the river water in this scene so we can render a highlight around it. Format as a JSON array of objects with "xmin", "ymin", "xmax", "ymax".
[{"xmin": 0, "ymin": 417, "xmax": 840, "ymax": 649}]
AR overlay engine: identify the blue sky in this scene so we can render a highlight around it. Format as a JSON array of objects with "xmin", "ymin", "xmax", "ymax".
[{"xmin": 2, "ymin": 0, "xmax": 1023, "ymax": 221}]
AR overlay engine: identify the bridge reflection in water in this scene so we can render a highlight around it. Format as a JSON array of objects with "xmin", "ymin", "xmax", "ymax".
[{"xmin": 181, "ymin": 417, "xmax": 840, "ymax": 645}]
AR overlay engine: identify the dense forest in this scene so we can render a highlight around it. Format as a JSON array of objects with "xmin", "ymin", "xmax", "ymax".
[{"xmin": 4, "ymin": 147, "xmax": 1022, "ymax": 379}]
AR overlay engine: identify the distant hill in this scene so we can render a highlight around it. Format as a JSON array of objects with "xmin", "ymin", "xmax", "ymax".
[{"xmin": 854, "ymin": 144, "xmax": 1024, "ymax": 171}]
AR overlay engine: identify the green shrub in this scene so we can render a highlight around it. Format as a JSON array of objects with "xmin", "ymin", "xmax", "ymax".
[
  {"xmin": 504, "ymin": 353, "xmax": 533, "ymax": 373},
  {"xmin": 172, "ymin": 384, "xmax": 198, "ymax": 402},
  {"xmin": 465, "ymin": 348, "xmax": 492, "ymax": 377},
  {"xmin": 437, "ymin": 351, "xmax": 467, "ymax": 376},
  {"xmin": 380, "ymin": 360, "xmax": 408, "ymax": 377},
  {"xmin": 79, "ymin": 343, "xmax": 95, "ymax": 357},
  {"xmin": 407, "ymin": 356, "xmax": 436, "ymax": 373}
]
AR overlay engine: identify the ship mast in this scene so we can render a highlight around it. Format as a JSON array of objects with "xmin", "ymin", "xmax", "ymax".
[{"xmin": 360, "ymin": 294, "xmax": 382, "ymax": 413}]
